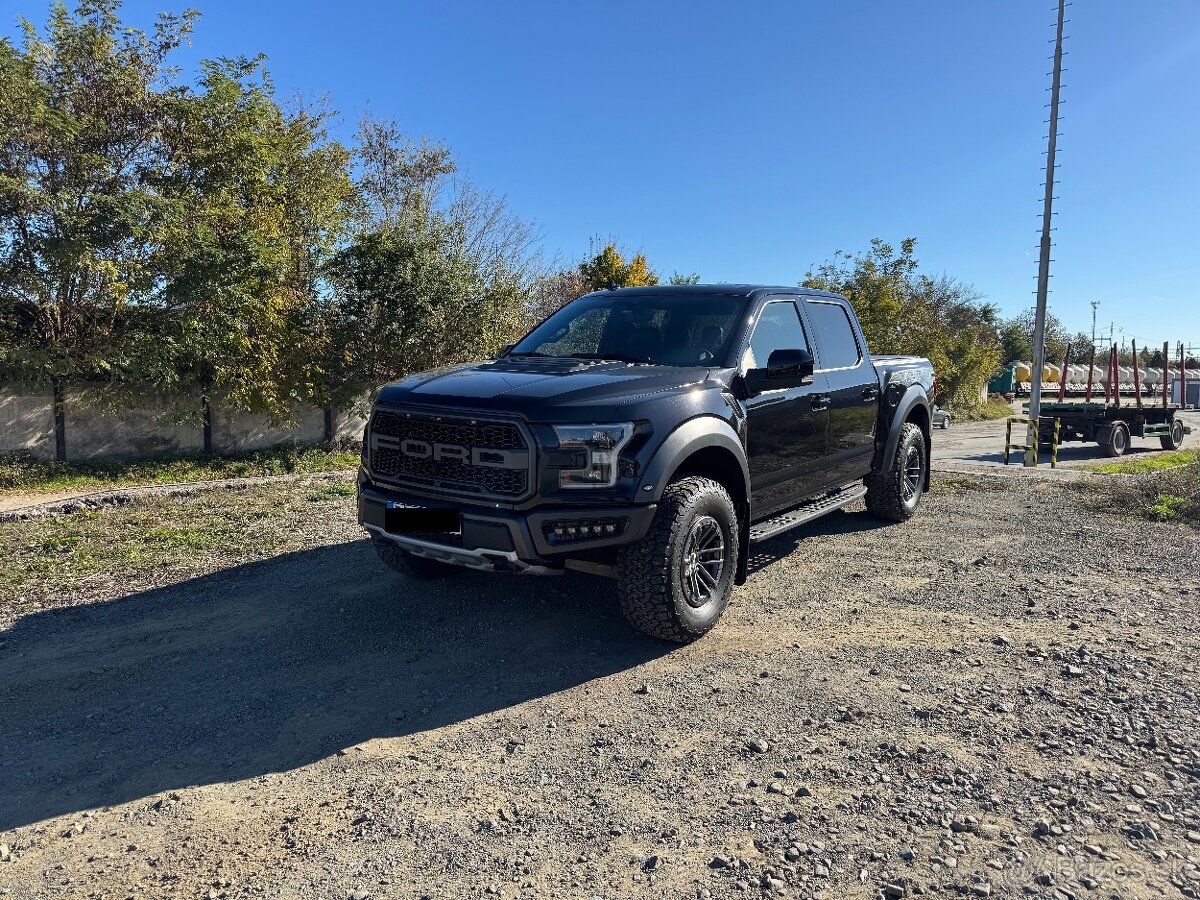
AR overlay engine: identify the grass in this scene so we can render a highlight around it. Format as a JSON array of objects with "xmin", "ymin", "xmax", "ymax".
[
  {"xmin": 0, "ymin": 444, "xmax": 360, "ymax": 498},
  {"xmin": 1091, "ymin": 449, "xmax": 1200, "ymax": 475},
  {"xmin": 305, "ymin": 480, "xmax": 357, "ymax": 503},
  {"xmin": 935, "ymin": 475, "xmax": 1005, "ymax": 494},
  {"xmin": 1085, "ymin": 457, "xmax": 1200, "ymax": 528},
  {"xmin": 0, "ymin": 476, "xmax": 359, "ymax": 613},
  {"xmin": 949, "ymin": 398, "xmax": 1015, "ymax": 423}
]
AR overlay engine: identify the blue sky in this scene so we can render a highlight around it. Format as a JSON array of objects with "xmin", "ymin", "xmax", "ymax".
[{"xmin": 8, "ymin": 0, "xmax": 1200, "ymax": 344}]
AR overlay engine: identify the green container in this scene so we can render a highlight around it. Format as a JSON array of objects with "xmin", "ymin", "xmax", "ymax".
[{"xmin": 988, "ymin": 365, "xmax": 1017, "ymax": 394}]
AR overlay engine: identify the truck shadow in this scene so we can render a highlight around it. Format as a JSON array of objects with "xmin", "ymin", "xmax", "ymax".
[
  {"xmin": 745, "ymin": 508, "xmax": 889, "ymax": 575},
  {"xmin": 0, "ymin": 541, "xmax": 667, "ymax": 832}
]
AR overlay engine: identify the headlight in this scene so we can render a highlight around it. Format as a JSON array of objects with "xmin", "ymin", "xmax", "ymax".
[{"xmin": 551, "ymin": 423, "xmax": 633, "ymax": 488}]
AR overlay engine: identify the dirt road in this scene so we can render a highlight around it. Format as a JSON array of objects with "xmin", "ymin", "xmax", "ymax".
[{"xmin": 2, "ymin": 474, "xmax": 1199, "ymax": 899}]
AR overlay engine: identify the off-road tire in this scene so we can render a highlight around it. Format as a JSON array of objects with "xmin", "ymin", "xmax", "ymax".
[
  {"xmin": 865, "ymin": 422, "xmax": 926, "ymax": 523},
  {"xmin": 372, "ymin": 537, "xmax": 459, "ymax": 579},
  {"xmin": 1101, "ymin": 422, "xmax": 1130, "ymax": 457},
  {"xmin": 1161, "ymin": 417, "xmax": 1185, "ymax": 451},
  {"xmin": 616, "ymin": 476, "xmax": 738, "ymax": 643}
]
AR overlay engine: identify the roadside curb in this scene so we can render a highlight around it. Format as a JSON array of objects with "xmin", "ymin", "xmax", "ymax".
[{"xmin": 0, "ymin": 470, "xmax": 356, "ymax": 523}]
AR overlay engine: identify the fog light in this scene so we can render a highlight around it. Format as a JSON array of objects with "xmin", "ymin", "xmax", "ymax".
[{"xmin": 543, "ymin": 517, "xmax": 629, "ymax": 545}]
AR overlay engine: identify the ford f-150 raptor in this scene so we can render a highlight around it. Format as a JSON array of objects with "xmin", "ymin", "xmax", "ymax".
[{"xmin": 358, "ymin": 285, "xmax": 935, "ymax": 641}]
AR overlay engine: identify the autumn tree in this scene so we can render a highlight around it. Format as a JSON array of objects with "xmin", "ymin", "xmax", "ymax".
[
  {"xmin": 576, "ymin": 239, "xmax": 660, "ymax": 291},
  {"xmin": 576, "ymin": 240, "xmax": 662, "ymax": 292}
]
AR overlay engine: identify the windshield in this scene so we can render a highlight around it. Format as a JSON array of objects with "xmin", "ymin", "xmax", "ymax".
[{"xmin": 509, "ymin": 293, "xmax": 744, "ymax": 366}]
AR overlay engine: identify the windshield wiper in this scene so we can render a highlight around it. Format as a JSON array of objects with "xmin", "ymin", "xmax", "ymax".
[{"xmin": 569, "ymin": 353, "xmax": 652, "ymax": 365}]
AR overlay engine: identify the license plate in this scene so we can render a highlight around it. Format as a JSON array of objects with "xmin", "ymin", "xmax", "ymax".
[{"xmin": 385, "ymin": 502, "xmax": 461, "ymax": 534}]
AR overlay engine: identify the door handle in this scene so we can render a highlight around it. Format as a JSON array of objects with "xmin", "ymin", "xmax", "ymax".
[
  {"xmin": 811, "ymin": 394, "xmax": 832, "ymax": 411},
  {"xmin": 861, "ymin": 387, "xmax": 880, "ymax": 402}
]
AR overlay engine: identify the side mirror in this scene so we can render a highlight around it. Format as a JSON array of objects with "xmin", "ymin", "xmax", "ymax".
[
  {"xmin": 742, "ymin": 348, "xmax": 814, "ymax": 397},
  {"xmin": 766, "ymin": 348, "xmax": 814, "ymax": 381}
]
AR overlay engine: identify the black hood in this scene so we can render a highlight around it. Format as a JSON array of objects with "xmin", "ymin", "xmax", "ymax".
[{"xmin": 375, "ymin": 357, "xmax": 713, "ymax": 422}]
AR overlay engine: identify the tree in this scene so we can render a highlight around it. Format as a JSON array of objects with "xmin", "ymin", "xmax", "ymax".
[
  {"xmin": 1000, "ymin": 307, "xmax": 1071, "ymax": 367},
  {"xmin": 1067, "ymin": 331, "xmax": 1096, "ymax": 365},
  {"xmin": 669, "ymin": 271, "xmax": 701, "ymax": 285},
  {"xmin": 803, "ymin": 238, "xmax": 1001, "ymax": 409},
  {"xmin": 576, "ymin": 240, "xmax": 659, "ymax": 292},
  {"xmin": 999, "ymin": 322, "xmax": 1034, "ymax": 365},
  {"xmin": 322, "ymin": 117, "xmax": 545, "ymax": 402},
  {"xmin": 0, "ymin": 0, "xmax": 198, "ymax": 457},
  {"xmin": 152, "ymin": 55, "xmax": 357, "ymax": 444}
]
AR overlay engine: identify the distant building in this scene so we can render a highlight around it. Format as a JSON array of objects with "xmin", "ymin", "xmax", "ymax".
[{"xmin": 1171, "ymin": 377, "xmax": 1200, "ymax": 408}]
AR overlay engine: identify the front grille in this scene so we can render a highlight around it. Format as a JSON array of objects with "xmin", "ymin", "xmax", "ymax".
[
  {"xmin": 371, "ymin": 412, "xmax": 525, "ymax": 449},
  {"xmin": 369, "ymin": 410, "xmax": 530, "ymax": 499}
]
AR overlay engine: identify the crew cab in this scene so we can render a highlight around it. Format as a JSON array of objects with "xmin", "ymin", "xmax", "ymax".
[{"xmin": 358, "ymin": 285, "xmax": 934, "ymax": 641}]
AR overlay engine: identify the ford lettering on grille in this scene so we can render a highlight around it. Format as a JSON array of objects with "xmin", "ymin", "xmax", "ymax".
[{"xmin": 369, "ymin": 411, "xmax": 530, "ymax": 497}]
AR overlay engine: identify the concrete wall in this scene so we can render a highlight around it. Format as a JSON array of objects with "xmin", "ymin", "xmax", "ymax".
[{"xmin": 0, "ymin": 382, "xmax": 367, "ymax": 460}]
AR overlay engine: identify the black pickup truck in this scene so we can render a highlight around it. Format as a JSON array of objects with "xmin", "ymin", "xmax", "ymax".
[{"xmin": 358, "ymin": 285, "xmax": 934, "ymax": 641}]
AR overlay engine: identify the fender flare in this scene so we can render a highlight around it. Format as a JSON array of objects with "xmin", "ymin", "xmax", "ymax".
[
  {"xmin": 876, "ymin": 388, "xmax": 932, "ymax": 487},
  {"xmin": 636, "ymin": 415, "xmax": 750, "ymax": 504}
]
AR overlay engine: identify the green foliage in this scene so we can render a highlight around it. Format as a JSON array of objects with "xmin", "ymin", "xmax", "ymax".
[
  {"xmin": 0, "ymin": 0, "xmax": 199, "ymax": 384},
  {"xmin": 321, "ymin": 116, "xmax": 544, "ymax": 401},
  {"xmin": 0, "ymin": 444, "xmax": 359, "ymax": 495},
  {"xmin": 306, "ymin": 480, "xmax": 356, "ymax": 502},
  {"xmin": 0, "ymin": 3, "xmax": 546, "ymax": 426},
  {"xmin": 802, "ymin": 238, "xmax": 1001, "ymax": 410},
  {"xmin": 999, "ymin": 308, "xmax": 1076, "ymax": 367},
  {"xmin": 1149, "ymin": 494, "xmax": 1188, "ymax": 520},
  {"xmin": 999, "ymin": 321, "xmax": 1034, "ymax": 366},
  {"xmin": 156, "ymin": 56, "xmax": 356, "ymax": 420},
  {"xmin": 953, "ymin": 398, "xmax": 1014, "ymax": 422},
  {"xmin": 669, "ymin": 272, "xmax": 701, "ymax": 285}
]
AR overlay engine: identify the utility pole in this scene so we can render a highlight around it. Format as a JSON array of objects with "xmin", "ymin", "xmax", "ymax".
[
  {"xmin": 1090, "ymin": 299, "xmax": 1099, "ymax": 348},
  {"xmin": 1026, "ymin": 0, "xmax": 1068, "ymax": 466}
]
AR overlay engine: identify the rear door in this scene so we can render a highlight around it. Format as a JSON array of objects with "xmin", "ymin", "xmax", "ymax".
[
  {"xmin": 802, "ymin": 299, "xmax": 879, "ymax": 486},
  {"xmin": 742, "ymin": 299, "xmax": 831, "ymax": 518}
]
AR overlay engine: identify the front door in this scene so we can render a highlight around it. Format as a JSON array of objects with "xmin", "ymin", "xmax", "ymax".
[
  {"xmin": 743, "ymin": 300, "xmax": 831, "ymax": 519},
  {"xmin": 802, "ymin": 299, "xmax": 879, "ymax": 486}
]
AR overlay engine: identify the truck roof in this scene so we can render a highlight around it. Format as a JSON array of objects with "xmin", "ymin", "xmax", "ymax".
[{"xmin": 583, "ymin": 284, "xmax": 850, "ymax": 303}]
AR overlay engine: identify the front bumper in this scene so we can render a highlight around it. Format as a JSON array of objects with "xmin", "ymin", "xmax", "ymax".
[{"xmin": 357, "ymin": 478, "xmax": 657, "ymax": 573}]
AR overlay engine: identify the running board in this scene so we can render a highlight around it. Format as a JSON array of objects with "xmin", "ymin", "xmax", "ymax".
[{"xmin": 748, "ymin": 484, "xmax": 867, "ymax": 543}]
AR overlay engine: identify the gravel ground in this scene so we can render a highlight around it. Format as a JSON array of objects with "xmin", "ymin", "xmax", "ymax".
[{"xmin": 1, "ymin": 474, "xmax": 1199, "ymax": 900}]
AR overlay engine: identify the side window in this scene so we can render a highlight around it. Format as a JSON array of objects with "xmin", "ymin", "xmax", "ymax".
[
  {"xmin": 744, "ymin": 301, "xmax": 810, "ymax": 371},
  {"xmin": 805, "ymin": 301, "xmax": 861, "ymax": 369}
]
